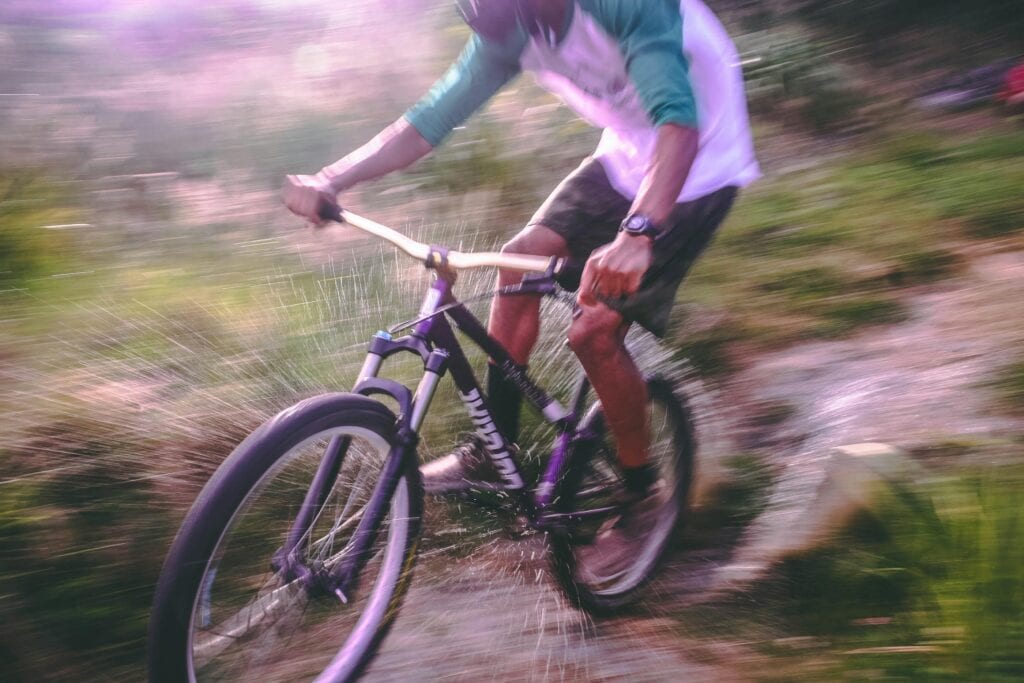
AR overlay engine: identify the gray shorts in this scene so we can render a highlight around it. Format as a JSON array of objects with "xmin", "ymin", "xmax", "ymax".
[{"xmin": 528, "ymin": 158, "xmax": 737, "ymax": 337}]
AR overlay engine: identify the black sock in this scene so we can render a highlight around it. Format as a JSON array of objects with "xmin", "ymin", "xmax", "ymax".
[
  {"xmin": 622, "ymin": 464, "xmax": 657, "ymax": 494},
  {"xmin": 486, "ymin": 362, "xmax": 522, "ymax": 444}
]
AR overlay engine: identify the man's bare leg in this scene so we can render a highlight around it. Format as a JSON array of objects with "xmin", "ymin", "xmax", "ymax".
[
  {"xmin": 423, "ymin": 226, "xmax": 650, "ymax": 493},
  {"xmin": 487, "ymin": 224, "xmax": 570, "ymax": 364},
  {"xmin": 488, "ymin": 225, "xmax": 649, "ymax": 470},
  {"xmin": 567, "ymin": 301, "xmax": 649, "ymax": 469}
]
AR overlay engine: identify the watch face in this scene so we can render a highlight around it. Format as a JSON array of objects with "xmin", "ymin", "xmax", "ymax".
[
  {"xmin": 625, "ymin": 215, "xmax": 646, "ymax": 231},
  {"xmin": 623, "ymin": 214, "xmax": 657, "ymax": 237}
]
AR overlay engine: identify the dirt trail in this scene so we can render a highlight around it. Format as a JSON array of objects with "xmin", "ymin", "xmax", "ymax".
[
  {"xmin": 367, "ymin": 538, "xmax": 730, "ymax": 682},
  {"xmin": 733, "ymin": 250, "xmax": 1024, "ymax": 451},
  {"xmin": 362, "ymin": 251, "xmax": 1023, "ymax": 681},
  {"xmin": 722, "ymin": 250, "xmax": 1024, "ymax": 580}
]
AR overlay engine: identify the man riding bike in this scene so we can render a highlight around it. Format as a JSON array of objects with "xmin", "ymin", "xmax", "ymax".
[{"xmin": 284, "ymin": 0, "xmax": 759, "ymax": 506}]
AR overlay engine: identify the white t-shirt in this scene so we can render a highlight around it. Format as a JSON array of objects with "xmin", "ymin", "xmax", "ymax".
[{"xmin": 407, "ymin": 0, "xmax": 760, "ymax": 202}]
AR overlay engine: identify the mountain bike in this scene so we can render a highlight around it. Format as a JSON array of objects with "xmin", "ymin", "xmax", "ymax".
[{"xmin": 148, "ymin": 207, "xmax": 696, "ymax": 682}]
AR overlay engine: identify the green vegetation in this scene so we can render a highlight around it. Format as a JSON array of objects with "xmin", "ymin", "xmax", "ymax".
[
  {"xmin": 0, "ymin": 172, "xmax": 80, "ymax": 290},
  {"xmin": 796, "ymin": 0, "xmax": 1024, "ymax": 56},
  {"xmin": 681, "ymin": 127, "xmax": 1023, "ymax": 346},
  {"xmin": 990, "ymin": 360, "xmax": 1024, "ymax": 414},
  {"xmin": 689, "ymin": 453, "xmax": 775, "ymax": 541},
  {"xmin": 1, "ymin": 1, "xmax": 1022, "ymax": 680},
  {"xmin": 743, "ymin": 459, "xmax": 1024, "ymax": 682},
  {"xmin": 737, "ymin": 27, "xmax": 864, "ymax": 132},
  {"xmin": 0, "ymin": 419, "xmax": 171, "ymax": 677},
  {"xmin": 672, "ymin": 316, "xmax": 749, "ymax": 378}
]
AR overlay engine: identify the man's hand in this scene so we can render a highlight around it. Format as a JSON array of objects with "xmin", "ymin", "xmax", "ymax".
[
  {"xmin": 577, "ymin": 232, "xmax": 654, "ymax": 306},
  {"xmin": 282, "ymin": 173, "xmax": 340, "ymax": 226}
]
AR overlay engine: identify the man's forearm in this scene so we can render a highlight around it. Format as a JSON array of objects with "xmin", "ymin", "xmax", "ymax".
[
  {"xmin": 319, "ymin": 117, "xmax": 434, "ymax": 193},
  {"xmin": 629, "ymin": 124, "xmax": 699, "ymax": 226}
]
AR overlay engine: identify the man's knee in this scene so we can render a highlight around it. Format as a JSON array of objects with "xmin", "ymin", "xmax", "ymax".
[
  {"xmin": 501, "ymin": 223, "xmax": 568, "ymax": 257},
  {"xmin": 496, "ymin": 224, "xmax": 569, "ymax": 286},
  {"xmin": 567, "ymin": 304, "xmax": 627, "ymax": 361}
]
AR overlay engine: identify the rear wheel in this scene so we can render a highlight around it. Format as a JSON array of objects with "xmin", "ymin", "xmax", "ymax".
[
  {"xmin": 148, "ymin": 394, "xmax": 422, "ymax": 682},
  {"xmin": 548, "ymin": 376, "xmax": 694, "ymax": 615}
]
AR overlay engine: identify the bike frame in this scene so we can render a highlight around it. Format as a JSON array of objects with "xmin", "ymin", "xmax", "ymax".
[
  {"xmin": 362, "ymin": 265, "xmax": 598, "ymax": 507},
  {"xmin": 278, "ymin": 212, "xmax": 614, "ymax": 600}
]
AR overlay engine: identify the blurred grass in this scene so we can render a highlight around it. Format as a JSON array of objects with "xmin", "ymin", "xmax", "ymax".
[
  {"xmin": 795, "ymin": 0, "xmax": 1024, "ymax": 59},
  {"xmin": 990, "ymin": 360, "xmax": 1024, "ymax": 415},
  {"xmin": 0, "ymin": 172, "xmax": 82, "ymax": 291},
  {"xmin": 735, "ymin": 25, "xmax": 865, "ymax": 133},
  {"xmin": 686, "ymin": 452, "xmax": 775, "ymax": 545},
  {"xmin": 0, "ymin": 2, "xmax": 1022, "ymax": 680},
  {"xmin": 743, "ymin": 457, "xmax": 1024, "ymax": 682},
  {"xmin": 680, "ymin": 126, "xmax": 1023, "ymax": 348}
]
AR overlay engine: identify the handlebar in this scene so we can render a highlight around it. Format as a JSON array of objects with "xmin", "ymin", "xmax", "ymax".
[{"xmin": 323, "ymin": 206, "xmax": 567, "ymax": 276}]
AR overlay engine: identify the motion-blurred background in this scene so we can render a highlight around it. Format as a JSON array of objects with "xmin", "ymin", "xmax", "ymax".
[{"xmin": 1, "ymin": 1, "xmax": 1022, "ymax": 680}]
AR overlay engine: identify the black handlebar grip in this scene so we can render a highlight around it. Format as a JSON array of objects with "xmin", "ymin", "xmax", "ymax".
[
  {"xmin": 318, "ymin": 203, "xmax": 343, "ymax": 223},
  {"xmin": 555, "ymin": 258, "xmax": 585, "ymax": 290}
]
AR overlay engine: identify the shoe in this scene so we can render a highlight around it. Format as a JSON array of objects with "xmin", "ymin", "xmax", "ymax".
[
  {"xmin": 420, "ymin": 435, "xmax": 504, "ymax": 495},
  {"xmin": 575, "ymin": 529, "xmax": 637, "ymax": 587},
  {"xmin": 575, "ymin": 483, "xmax": 668, "ymax": 586},
  {"xmin": 611, "ymin": 481, "xmax": 668, "ymax": 537}
]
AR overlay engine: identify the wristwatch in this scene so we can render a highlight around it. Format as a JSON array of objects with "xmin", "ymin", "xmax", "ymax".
[{"xmin": 619, "ymin": 213, "xmax": 660, "ymax": 241}]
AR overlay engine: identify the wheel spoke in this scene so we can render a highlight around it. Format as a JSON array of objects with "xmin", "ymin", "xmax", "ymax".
[
  {"xmin": 163, "ymin": 417, "xmax": 420, "ymax": 682},
  {"xmin": 193, "ymin": 576, "xmax": 307, "ymax": 665}
]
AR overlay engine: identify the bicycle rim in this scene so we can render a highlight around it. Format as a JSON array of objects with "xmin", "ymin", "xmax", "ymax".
[{"xmin": 186, "ymin": 425, "xmax": 413, "ymax": 682}]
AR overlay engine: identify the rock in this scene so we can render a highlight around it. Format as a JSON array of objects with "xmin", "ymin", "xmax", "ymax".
[{"xmin": 712, "ymin": 442, "xmax": 926, "ymax": 591}]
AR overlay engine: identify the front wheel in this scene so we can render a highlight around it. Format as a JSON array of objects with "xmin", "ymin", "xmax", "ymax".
[
  {"xmin": 148, "ymin": 393, "xmax": 422, "ymax": 682},
  {"xmin": 548, "ymin": 376, "xmax": 695, "ymax": 615}
]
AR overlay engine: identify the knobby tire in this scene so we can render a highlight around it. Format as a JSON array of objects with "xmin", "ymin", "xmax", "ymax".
[{"xmin": 148, "ymin": 393, "xmax": 422, "ymax": 683}]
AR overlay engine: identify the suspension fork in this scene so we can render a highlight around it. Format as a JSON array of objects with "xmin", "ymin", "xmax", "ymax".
[
  {"xmin": 324, "ymin": 343, "xmax": 448, "ymax": 601},
  {"xmin": 326, "ymin": 430, "xmax": 416, "ymax": 602},
  {"xmin": 272, "ymin": 435, "xmax": 351, "ymax": 577},
  {"xmin": 271, "ymin": 348, "xmax": 389, "ymax": 579}
]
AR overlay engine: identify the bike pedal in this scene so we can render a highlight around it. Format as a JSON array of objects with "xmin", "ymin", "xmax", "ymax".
[{"xmin": 504, "ymin": 514, "xmax": 536, "ymax": 539}]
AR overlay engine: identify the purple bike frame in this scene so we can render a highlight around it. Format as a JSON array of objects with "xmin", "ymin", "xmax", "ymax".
[
  {"xmin": 376, "ymin": 272, "xmax": 592, "ymax": 516},
  {"xmin": 307, "ymin": 268, "xmax": 605, "ymax": 596}
]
